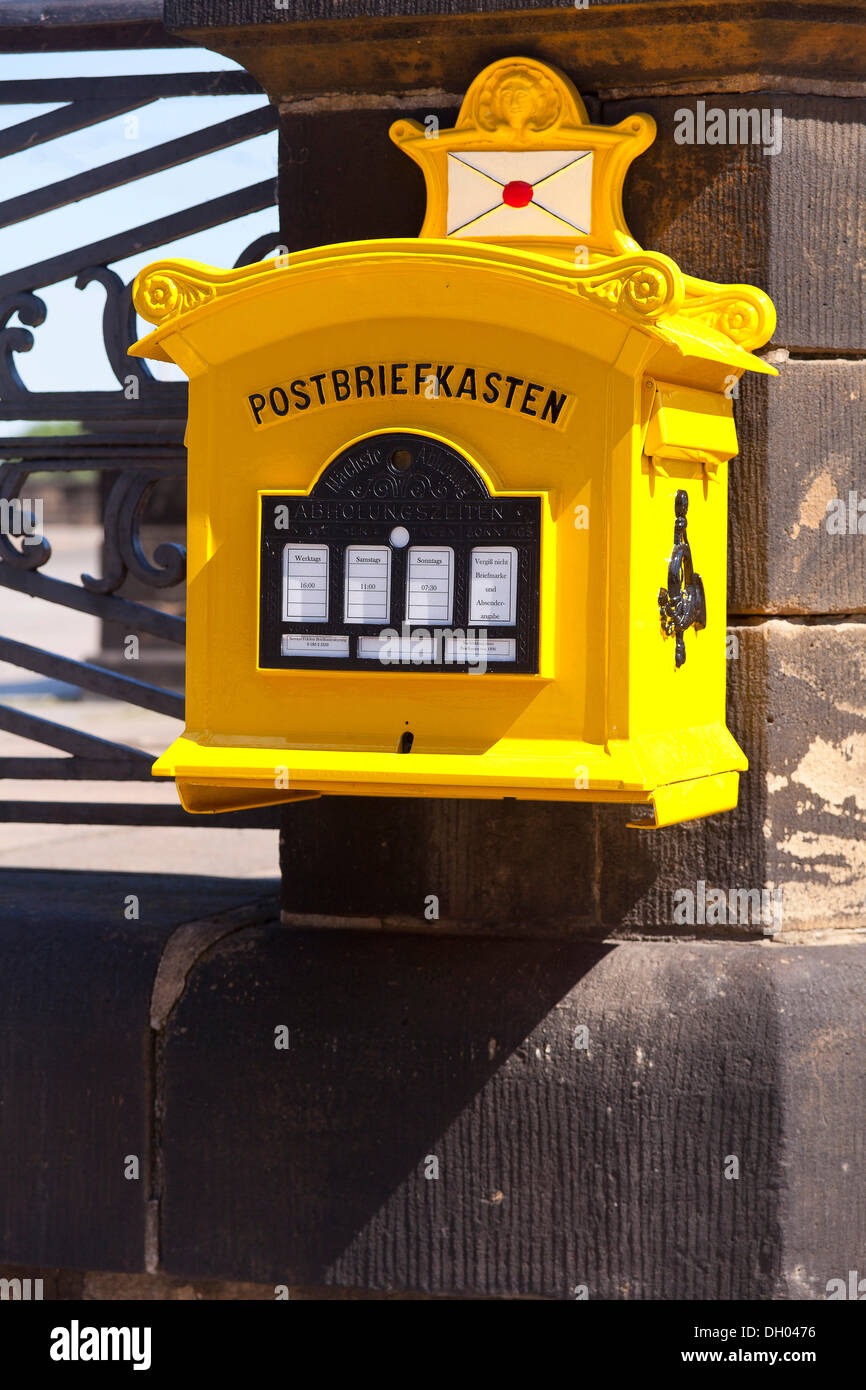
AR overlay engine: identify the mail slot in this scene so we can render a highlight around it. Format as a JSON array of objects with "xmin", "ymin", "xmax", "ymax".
[{"xmin": 130, "ymin": 56, "xmax": 776, "ymax": 827}]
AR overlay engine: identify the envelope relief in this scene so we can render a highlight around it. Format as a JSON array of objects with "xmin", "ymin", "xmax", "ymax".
[{"xmin": 446, "ymin": 149, "xmax": 593, "ymax": 237}]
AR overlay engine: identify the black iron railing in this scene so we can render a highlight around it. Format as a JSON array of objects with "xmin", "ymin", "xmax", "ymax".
[{"xmin": 0, "ymin": 16, "xmax": 282, "ymax": 825}]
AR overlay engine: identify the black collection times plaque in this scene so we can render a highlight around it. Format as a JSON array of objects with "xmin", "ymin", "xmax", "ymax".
[{"xmin": 259, "ymin": 432, "xmax": 541, "ymax": 673}]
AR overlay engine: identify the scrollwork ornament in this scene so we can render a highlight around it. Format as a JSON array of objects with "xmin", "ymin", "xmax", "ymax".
[
  {"xmin": 135, "ymin": 270, "xmax": 215, "ymax": 325},
  {"xmin": 677, "ymin": 283, "xmax": 774, "ymax": 351},
  {"xmin": 0, "ymin": 292, "xmax": 47, "ymax": 399},
  {"xmin": 575, "ymin": 256, "xmax": 682, "ymax": 321},
  {"xmin": 81, "ymin": 468, "xmax": 186, "ymax": 595},
  {"xmin": 624, "ymin": 267, "xmax": 669, "ymax": 316},
  {"xmin": 718, "ymin": 300, "xmax": 760, "ymax": 343}
]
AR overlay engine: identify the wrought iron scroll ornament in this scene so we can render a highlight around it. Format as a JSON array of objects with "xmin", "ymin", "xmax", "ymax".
[{"xmin": 658, "ymin": 489, "xmax": 706, "ymax": 668}]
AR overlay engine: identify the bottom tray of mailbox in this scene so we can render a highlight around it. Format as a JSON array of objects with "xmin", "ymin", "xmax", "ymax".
[{"xmin": 153, "ymin": 723, "xmax": 747, "ymax": 829}]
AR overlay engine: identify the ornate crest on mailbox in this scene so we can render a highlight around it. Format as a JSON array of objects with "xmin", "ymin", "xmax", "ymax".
[{"xmin": 130, "ymin": 56, "xmax": 775, "ymax": 828}]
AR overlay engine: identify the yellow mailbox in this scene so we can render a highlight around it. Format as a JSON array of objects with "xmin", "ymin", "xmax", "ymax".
[{"xmin": 130, "ymin": 57, "xmax": 775, "ymax": 827}]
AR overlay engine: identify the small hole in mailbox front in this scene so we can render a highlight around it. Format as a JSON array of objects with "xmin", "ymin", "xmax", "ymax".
[
  {"xmin": 398, "ymin": 731, "xmax": 414, "ymax": 753},
  {"xmin": 391, "ymin": 448, "xmax": 412, "ymax": 471}
]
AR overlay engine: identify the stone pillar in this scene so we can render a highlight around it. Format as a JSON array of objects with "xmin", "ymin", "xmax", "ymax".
[{"xmin": 161, "ymin": 1, "xmax": 866, "ymax": 1298}]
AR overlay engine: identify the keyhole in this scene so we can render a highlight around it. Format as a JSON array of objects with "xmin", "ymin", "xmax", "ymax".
[{"xmin": 398, "ymin": 731, "xmax": 414, "ymax": 753}]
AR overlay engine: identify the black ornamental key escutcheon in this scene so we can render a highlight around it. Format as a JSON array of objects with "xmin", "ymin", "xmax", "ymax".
[{"xmin": 658, "ymin": 489, "xmax": 706, "ymax": 668}]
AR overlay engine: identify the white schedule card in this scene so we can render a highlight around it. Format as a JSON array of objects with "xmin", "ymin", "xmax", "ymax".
[
  {"xmin": 344, "ymin": 545, "xmax": 391, "ymax": 623},
  {"xmin": 405, "ymin": 546, "xmax": 454, "ymax": 624},
  {"xmin": 282, "ymin": 543, "xmax": 329, "ymax": 622},
  {"xmin": 469, "ymin": 546, "xmax": 518, "ymax": 625}
]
